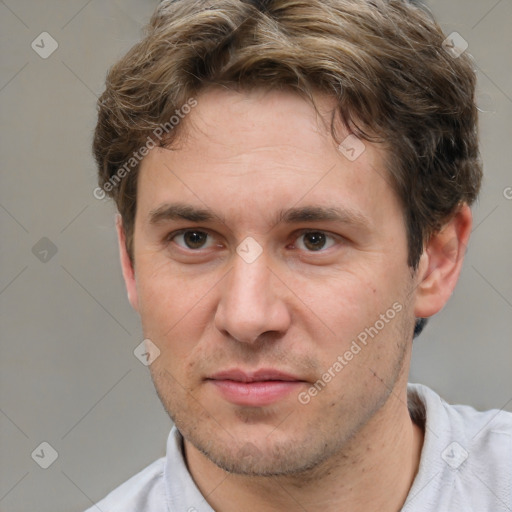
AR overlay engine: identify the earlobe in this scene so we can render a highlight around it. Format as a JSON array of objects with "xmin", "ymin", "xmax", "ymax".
[
  {"xmin": 116, "ymin": 214, "xmax": 139, "ymax": 312},
  {"xmin": 413, "ymin": 204, "xmax": 472, "ymax": 319}
]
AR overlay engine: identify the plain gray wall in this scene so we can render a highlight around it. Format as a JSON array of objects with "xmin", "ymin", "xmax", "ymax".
[{"xmin": 0, "ymin": 1, "xmax": 510, "ymax": 510}]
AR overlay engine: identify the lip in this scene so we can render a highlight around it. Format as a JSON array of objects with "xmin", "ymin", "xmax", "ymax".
[
  {"xmin": 207, "ymin": 368, "xmax": 306, "ymax": 407},
  {"xmin": 209, "ymin": 369, "xmax": 303, "ymax": 383}
]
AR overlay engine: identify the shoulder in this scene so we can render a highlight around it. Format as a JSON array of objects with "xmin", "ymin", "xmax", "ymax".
[
  {"xmin": 438, "ymin": 387, "xmax": 512, "ymax": 481},
  {"xmin": 84, "ymin": 457, "xmax": 166, "ymax": 512},
  {"xmin": 83, "ymin": 426, "xmax": 208, "ymax": 512},
  {"xmin": 409, "ymin": 382, "xmax": 512, "ymax": 445},
  {"xmin": 405, "ymin": 383, "xmax": 512, "ymax": 511}
]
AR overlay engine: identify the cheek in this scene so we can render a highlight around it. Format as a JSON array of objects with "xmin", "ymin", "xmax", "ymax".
[
  {"xmin": 135, "ymin": 262, "xmax": 215, "ymax": 359},
  {"xmin": 302, "ymin": 272, "xmax": 381, "ymax": 334},
  {"xmin": 300, "ymin": 265, "xmax": 409, "ymax": 366},
  {"xmin": 137, "ymin": 255, "xmax": 204, "ymax": 316}
]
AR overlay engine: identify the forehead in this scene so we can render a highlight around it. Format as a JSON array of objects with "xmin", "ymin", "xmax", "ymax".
[
  {"xmin": 136, "ymin": 87, "xmax": 399, "ymax": 231},
  {"xmin": 179, "ymin": 87, "xmax": 358, "ymax": 162}
]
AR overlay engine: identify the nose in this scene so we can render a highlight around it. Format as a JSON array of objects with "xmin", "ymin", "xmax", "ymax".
[{"xmin": 214, "ymin": 253, "xmax": 291, "ymax": 344}]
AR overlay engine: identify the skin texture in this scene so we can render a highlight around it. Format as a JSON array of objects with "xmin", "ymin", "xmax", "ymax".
[{"xmin": 118, "ymin": 87, "xmax": 472, "ymax": 511}]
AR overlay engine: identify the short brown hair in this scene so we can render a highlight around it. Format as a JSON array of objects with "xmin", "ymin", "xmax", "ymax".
[{"xmin": 93, "ymin": 0, "xmax": 482, "ymax": 271}]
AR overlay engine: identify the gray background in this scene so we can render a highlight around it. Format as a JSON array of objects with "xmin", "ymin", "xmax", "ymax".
[{"xmin": 0, "ymin": 1, "xmax": 511, "ymax": 510}]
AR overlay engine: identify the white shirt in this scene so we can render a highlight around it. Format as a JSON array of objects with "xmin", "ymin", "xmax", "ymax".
[{"xmin": 85, "ymin": 383, "xmax": 512, "ymax": 511}]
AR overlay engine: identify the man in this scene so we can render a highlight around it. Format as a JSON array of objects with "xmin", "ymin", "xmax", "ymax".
[{"xmin": 87, "ymin": 0, "xmax": 511, "ymax": 510}]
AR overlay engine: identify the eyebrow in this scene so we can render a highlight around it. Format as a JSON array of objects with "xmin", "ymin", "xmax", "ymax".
[
  {"xmin": 277, "ymin": 205, "xmax": 370, "ymax": 229},
  {"xmin": 148, "ymin": 202, "xmax": 371, "ymax": 230},
  {"xmin": 149, "ymin": 203, "xmax": 223, "ymax": 224}
]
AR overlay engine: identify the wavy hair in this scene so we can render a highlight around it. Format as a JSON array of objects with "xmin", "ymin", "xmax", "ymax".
[{"xmin": 93, "ymin": 0, "xmax": 482, "ymax": 334}]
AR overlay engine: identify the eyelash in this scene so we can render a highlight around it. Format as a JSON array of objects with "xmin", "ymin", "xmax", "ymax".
[{"xmin": 166, "ymin": 229, "xmax": 339, "ymax": 253}]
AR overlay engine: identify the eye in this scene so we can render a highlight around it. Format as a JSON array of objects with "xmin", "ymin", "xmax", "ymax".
[
  {"xmin": 169, "ymin": 230, "xmax": 214, "ymax": 250},
  {"xmin": 295, "ymin": 231, "xmax": 337, "ymax": 251}
]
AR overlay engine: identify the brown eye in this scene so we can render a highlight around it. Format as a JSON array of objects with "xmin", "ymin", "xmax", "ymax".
[
  {"xmin": 303, "ymin": 232, "xmax": 326, "ymax": 251},
  {"xmin": 296, "ymin": 231, "xmax": 336, "ymax": 252},
  {"xmin": 172, "ymin": 230, "xmax": 211, "ymax": 250},
  {"xmin": 184, "ymin": 231, "xmax": 208, "ymax": 249}
]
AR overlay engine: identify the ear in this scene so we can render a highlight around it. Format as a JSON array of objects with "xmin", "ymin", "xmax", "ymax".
[
  {"xmin": 116, "ymin": 214, "xmax": 139, "ymax": 312},
  {"xmin": 414, "ymin": 203, "xmax": 472, "ymax": 319}
]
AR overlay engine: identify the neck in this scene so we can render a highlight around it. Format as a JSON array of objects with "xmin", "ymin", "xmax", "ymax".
[{"xmin": 184, "ymin": 385, "xmax": 424, "ymax": 512}]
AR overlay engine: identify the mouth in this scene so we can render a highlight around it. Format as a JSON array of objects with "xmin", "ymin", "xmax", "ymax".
[{"xmin": 206, "ymin": 369, "xmax": 307, "ymax": 407}]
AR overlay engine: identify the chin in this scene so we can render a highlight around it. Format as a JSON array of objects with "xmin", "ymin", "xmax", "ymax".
[{"xmin": 185, "ymin": 424, "xmax": 336, "ymax": 477}]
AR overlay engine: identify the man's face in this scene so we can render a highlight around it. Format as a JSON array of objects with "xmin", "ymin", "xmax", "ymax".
[{"xmin": 127, "ymin": 87, "xmax": 418, "ymax": 476}]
